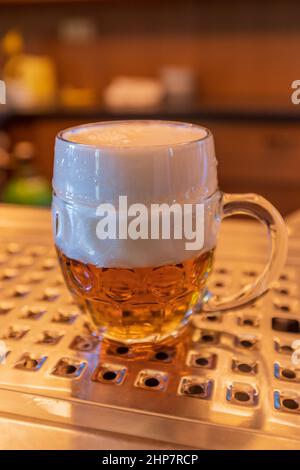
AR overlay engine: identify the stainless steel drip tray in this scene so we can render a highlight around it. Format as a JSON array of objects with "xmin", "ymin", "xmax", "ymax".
[
  {"xmin": 0, "ymin": 407, "xmax": 186, "ymax": 451},
  {"xmin": 0, "ymin": 204, "xmax": 299, "ymax": 450}
]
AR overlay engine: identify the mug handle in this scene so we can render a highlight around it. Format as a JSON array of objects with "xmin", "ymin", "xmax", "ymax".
[{"xmin": 201, "ymin": 193, "xmax": 288, "ymax": 313}]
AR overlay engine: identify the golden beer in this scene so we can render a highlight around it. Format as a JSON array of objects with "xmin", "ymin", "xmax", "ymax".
[{"xmin": 57, "ymin": 247, "xmax": 214, "ymax": 343}]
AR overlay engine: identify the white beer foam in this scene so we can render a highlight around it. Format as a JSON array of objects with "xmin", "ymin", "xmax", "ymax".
[
  {"xmin": 52, "ymin": 121, "xmax": 219, "ymax": 268},
  {"xmin": 64, "ymin": 121, "xmax": 208, "ymax": 147}
]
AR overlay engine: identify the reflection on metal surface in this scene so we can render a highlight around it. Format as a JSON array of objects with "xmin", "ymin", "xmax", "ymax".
[
  {"xmin": 32, "ymin": 396, "xmax": 73, "ymax": 419},
  {"xmin": 0, "ymin": 205, "xmax": 299, "ymax": 448}
]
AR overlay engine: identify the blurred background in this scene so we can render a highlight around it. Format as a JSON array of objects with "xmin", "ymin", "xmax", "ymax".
[{"xmin": 0, "ymin": 0, "xmax": 299, "ymax": 213}]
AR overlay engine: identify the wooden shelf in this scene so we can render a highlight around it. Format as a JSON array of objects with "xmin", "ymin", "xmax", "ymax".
[{"xmin": 2, "ymin": 100, "xmax": 300, "ymax": 124}]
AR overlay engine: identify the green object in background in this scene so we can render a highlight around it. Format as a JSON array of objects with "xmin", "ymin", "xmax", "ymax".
[
  {"xmin": 2, "ymin": 175, "xmax": 52, "ymax": 206},
  {"xmin": 2, "ymin": 141, "xmax": 52, "ymax": 207}
]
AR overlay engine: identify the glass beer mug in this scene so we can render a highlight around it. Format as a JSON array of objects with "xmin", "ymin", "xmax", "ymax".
[{"xmin": 52, "ymin": 121, "xmax": 288, "ymax": 345}]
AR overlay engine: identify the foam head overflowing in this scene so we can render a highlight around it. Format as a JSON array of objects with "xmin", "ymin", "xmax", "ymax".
[{"xmin": 52, "ymin": 121, "xmax": 219, "ymax": 268}]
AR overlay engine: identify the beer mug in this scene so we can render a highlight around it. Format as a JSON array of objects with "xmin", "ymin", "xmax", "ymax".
[{"xmin": 52, "ymin": 121, "xmax": 288, "ymax": 345}]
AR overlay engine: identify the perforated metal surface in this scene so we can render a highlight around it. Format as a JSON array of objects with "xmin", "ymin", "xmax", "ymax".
[{"xmin": 0, "ymin": 204, "xmax": 299, "ymax": 449}]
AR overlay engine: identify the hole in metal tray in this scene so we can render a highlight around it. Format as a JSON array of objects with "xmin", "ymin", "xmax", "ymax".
[
  {"xmin": 42, "ymin": 288, "xmax": 60, "ymax": 301},
  {"xmin": 243, "ymin": 270, "xmax": 258, "ymax": 278},
  {"xmin": 145, "ymin": 377, "xmax": 160, "ymax": 387},
  {"xmin": 283, "ymin": 399, "xmax": 299, "ymax": 410},
  {"xmin": 274, "ymin": 363, "xmax": 300, "ymax": 382},
  {"xmin": 272, "ymin": 317, "xmax": 300, "ymax": 333},
  {"xmin": 226, "ymin": 382, "xmax": 259, "ymax": 407},
  {"xmin": 25, "ymin": 271, "xmax": 45, "ymax": 284},
  {"xmin": 105, "ymin": 343, "xmax": 149, "ymax": 360},
  {"xmin": 274, "ymin": 391, "xmax": 300, "ymax": 413},
  {"xmin": 51, "ymin": 358, "xmax": 86, "ymax": 378},
  {"xmin": 178, "ymin": 376, "xmax": 213, "ymax": 399},
  {"xmin": 0, "ymin": 301, "xmax": 14, "ymax": 314},
  {"xmin": 187, "ymin": 351, "xmax": 217, "ymax": 369},
  {"xmin": 151, "ymin": 346, "xmax": 177, "ymax": 363},
  {"xmin": 215, "ymin": 267, "xmax": 230, "ymax": 275},
  {"xmin": 42, "ymin": 258, "xmax": 57, "ymax": 270},
  {"xmin": 154, "ymin": 351, "xmax": 169, "ymax": 361},
  {"xmin": 273, "ymin": 299, "xmax": 298, "ymax": 314},
  {"xmin": 235, "ymin": 335, "xmax": 259, "ymax": 350},
  {"xmin": 37, "ymin": 330, "xmax": 64, "ymax": 345},
  {"xmin": 193, "ymin": 329, "xmax": 220, "ymax": 345},
  {"xmin": 232, "ymin": 358, "xmax": 258, "ymax": 375},
  {"xmin": 92, "ymin": 363, "xmax": 127, "ymax": 385},
  {"xmin": 52, "ymin": 308, "xmax": 78, "ymax": 324},
  {"xmin": 274, "ymin": 339, "xmax": 294, "ymax": 354},
  {"xmin": 15, "ymin": 353, "xmax": 47, "ymax": 371},
  {"xmin": 22, "ymin": 305, "xmax": 46, "ymax": 320},
  {"xmin": 237, "ymin": 314, "xmax": 260, "ymax": 328},
  {"xmin": 204, "ymin": 314, "xmax": 222, "ymax": 323},
  {"xmin": 135, "ymin": 369, "xmax": 168, "ymax": 391},
  {"xmin": 116, "ymin": 346, "xmax": 129, "ymax": 355},
  {"xmin": 6, "ymin": 243, "xmax": 21, "ymax": 255},
  {"xmin": 13, "ymin": 284, "xmax": 31, "ymax": 297},
  {"xmin": 2, "ymin": 325, "xmax": 29, "ymax": 340},
  {"xmin": 2, "ymin": 269, "xmax": 18, "ymax": 280},
  {"xmin": 70, "ymin": 334, "xmax": 99, "ymax": 352}
]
